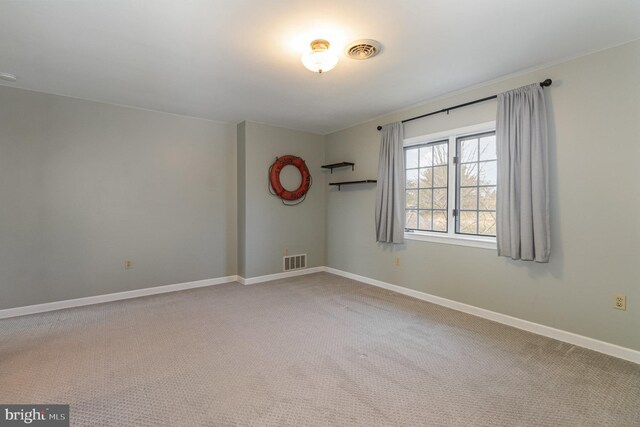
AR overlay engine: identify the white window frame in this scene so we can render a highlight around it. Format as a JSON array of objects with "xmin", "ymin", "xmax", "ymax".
[{"xmin": 403, "ymin": 121, "xmax": 497, "ymax": 250}]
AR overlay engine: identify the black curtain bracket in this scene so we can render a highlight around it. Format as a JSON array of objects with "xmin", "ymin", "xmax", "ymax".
[{"xmin": 376, "ymin": 79, "xmax": 552, "ymax": 131}]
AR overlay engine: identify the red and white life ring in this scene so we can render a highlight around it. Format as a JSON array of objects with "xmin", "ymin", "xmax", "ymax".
[{"xmin": 269, "ymin": 155, "xmax": 311, "ymax": 202}]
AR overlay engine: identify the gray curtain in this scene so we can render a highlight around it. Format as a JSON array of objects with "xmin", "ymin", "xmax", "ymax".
[
  {"xmin": 375, "ymin": 122, "xmax": 405, "ymax": 243},
  {"xmin": 496, "ymin": 83, "xmax": 550, "ymax": 262}
]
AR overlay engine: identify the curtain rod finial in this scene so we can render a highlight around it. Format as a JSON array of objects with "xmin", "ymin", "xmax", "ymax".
[
  {"xmin": 377, "ymin": 125, "xmax": 382, "ymax": 131},
  {"xmin": 540, "ymin": 79, "xmax": 552, "ymax": 87}
]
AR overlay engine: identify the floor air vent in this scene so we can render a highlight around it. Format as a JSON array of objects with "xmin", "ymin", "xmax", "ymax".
[{"xmin": 283, "ymin": 254, "xmax": 307, "ymax": 272}]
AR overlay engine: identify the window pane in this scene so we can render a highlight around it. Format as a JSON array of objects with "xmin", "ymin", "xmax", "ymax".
[
  {"xmin": 479, "ymin": 187, "xmax": 496, "ymax": 210},
  {"xmin": 433, "ymin": 210, "xmax": 447, "ymax": 232},
  {"xmin": 406, "ymin": 210, "xmax": 418, "ymax": 229},
  {"xmin": 433, "ymin": 166, "xmax": 447, "ymax": 187},
  {"xmin": 478, "ymin": 211, "xmax": 496, "ymax": 236},
  {"xmin": 460, "ymin": 187, "xmax": 477, "ymax": 210},
  {"xmin": 418, "ymin": 210, "xmax": 432, "ymax": 230},
  {"xmin": 479, "ymin": 161, "xmax": 497, "ymax": 186},
  {"xmin": 460, "ymin": 138, "xmax": 478, "ymax": 163},
  {"xmin": 479, "ymin": 135, "xmax": 496, "ymax": 161},
  {"xmin": 460, "ymin": 163, "xmax": 478, "ymax": 186},
  {"xmin": 433, "ymin": 143, "xmax": 448, "ymax": 166},
  {"xmin": 406, "ymin": 169, "xmax": 419, "ymax": 189},
  {"xmin": 419, "ymin": 189, "xmax": 432, "ymax": 209},
  {"xmin": 419, "ymin": 167, "xmax": 432, "ymax": 188},
  {"xmin": 406, "ymin": 148, "xmax": 419, "ymax": 169},
  {"xmin": 433, "ymin": 189, "xmax": 447, "ymax": 209},
  {"xmin": 419, "ymin": 146, "xmax": 433, "ymax": 167},
  {"xmin": 406, "ymin": 190, "xmax": 418, "ymax": 209},
  {"xmin": 459, "ymin": 211, "xmax": 477, "ymax": 234}
]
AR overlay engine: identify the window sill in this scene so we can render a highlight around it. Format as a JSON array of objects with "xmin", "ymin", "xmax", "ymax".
[{"xmin": 405, "ymin": 231, "xmax": 496, "ymax": 250}]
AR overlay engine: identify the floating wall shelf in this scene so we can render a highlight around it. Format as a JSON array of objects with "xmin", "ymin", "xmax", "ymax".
[
  {"xmin": 321, "ymin": 162, "xmax": 355, "ymax": 173},
  {"xmin": 329, "ymin": 180, "xmax": 377, "ymax": 191}
]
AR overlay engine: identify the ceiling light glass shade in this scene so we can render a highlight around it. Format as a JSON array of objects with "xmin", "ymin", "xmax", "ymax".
[{"xmin": 301, "ymin": 39, "xmax": 338, "ymax": 73}]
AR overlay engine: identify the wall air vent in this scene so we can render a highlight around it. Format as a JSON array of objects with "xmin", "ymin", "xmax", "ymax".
[
  {"xmin": 345, "ymin": 39, "xmax": 382, "ymax": 60},
  {"xmin": 283, "ymin": 254, "xmax": 307, "ymax": 272}
]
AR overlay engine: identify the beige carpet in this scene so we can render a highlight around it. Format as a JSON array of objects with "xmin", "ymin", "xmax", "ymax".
[{"xmin": 1, "ymin": 272, "xmax": 639, "ymax": 426}]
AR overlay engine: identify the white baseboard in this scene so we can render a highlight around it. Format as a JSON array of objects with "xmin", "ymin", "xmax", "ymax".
[
  {"xmin": 238, "ymin": 266, "xmax": 325, "ymax": 285},
  {"xmin": 3, "ymin": 265, "xmax": 638, "ymax": 365},
  {"xmin": 0, "ymin": 266, "xmax": 322, "ymax": 319},
  {"xmin": 325, "ymin": 267, "xmax": 640, "ymax": 365},
  {"xmin": 0, "ymin": 275, "xmax": 238, "ymax": 320}
]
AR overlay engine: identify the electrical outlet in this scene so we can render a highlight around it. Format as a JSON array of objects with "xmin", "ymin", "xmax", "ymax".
[
  {"xmin": 125, "ymin": 260, "xmax": 133, "ymax": 270},
  {"xmin": 613, "ymin": 295, "xmax": 626, "ymax": 311},
  {"xmin": 395, "ymin": 256, "xmax": 400, "ymax": 267}
]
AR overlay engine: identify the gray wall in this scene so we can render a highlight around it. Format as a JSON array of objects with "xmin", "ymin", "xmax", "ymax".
[
  {"xmin": 325, "ymin": 40, "xmax": 640, "ymax": 351},
  {"xmin": 238, "ymin": 121, "xmax": 326, "ymax": 278},
  {"xmin": 0, "ymin": 86, "xmax": 237, "ymax": 309}
]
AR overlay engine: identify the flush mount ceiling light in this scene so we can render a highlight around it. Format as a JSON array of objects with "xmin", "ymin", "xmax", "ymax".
[
  {"xmin": 301, "ymin": 39, "xmax": 339, "ymax": 74},
  {"xmin": 0, "ymin": 72, "xmax": 17, "ymax": 82}
]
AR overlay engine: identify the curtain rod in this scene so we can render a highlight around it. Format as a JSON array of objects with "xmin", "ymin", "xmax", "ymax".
[{"xmin": 376, "ymin": 79, "xmax": 552, "ymax": 131}]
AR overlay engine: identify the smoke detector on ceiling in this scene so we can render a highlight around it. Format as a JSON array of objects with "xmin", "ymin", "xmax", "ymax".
[{"xmin": 345, "ymin": 39, "xmax": 382, "ymax": 60}]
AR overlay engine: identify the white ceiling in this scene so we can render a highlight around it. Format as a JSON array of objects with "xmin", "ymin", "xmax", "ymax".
[{"xmin": 1, "ymin": 1, "xmax": 639, "ymax": 134}]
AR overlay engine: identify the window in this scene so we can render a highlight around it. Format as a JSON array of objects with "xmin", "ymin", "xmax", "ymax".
[
  {"xmin": 403, "ymin": 122, "xmax": 497, "ymax": 249},
  {"xmin": 404, "ymin": 140, "xmax": 448, "ymax": 233},
  {"xmin": 456, "ymin": 132, "xmax": 497, "ymax": 237}
]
